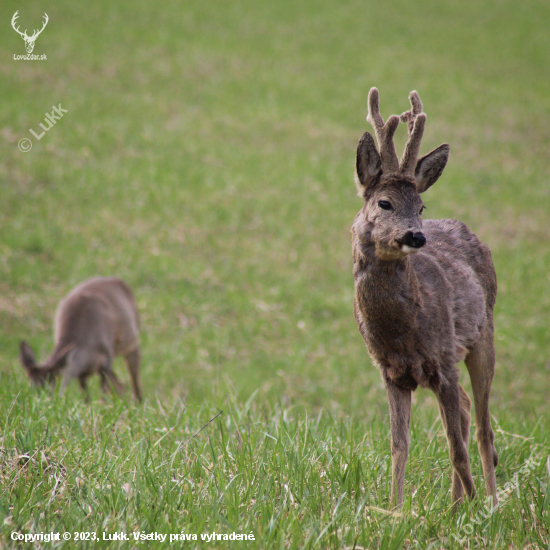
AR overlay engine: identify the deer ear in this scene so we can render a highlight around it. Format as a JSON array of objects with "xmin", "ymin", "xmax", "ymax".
[
  {"xmin": 19, "ymin": 341, "xmax": 37, "ymax": 371},
  {"xmin": 415, "ymin": 144, "xmax": 450, "ymax": 193},
  {"xmin": 355, "ymin": 131, "xmax": 381, "ymax": 194}
]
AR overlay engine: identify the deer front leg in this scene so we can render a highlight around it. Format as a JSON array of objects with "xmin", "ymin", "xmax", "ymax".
[
  {"xmin": 78, "ymin": 376, "xmax": 91, "ymax": 403},
  {"xmin": 383, "ymin": 376, "xmax": 412, "ymax": 509},
  {"xmin": 100, "ymin": 362, "xmax": 123, "ymax": 396}
]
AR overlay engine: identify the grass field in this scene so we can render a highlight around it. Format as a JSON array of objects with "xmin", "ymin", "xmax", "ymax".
[{"xmin": 1, "ymin": 0, "xmax": 549, "ymax": 547}]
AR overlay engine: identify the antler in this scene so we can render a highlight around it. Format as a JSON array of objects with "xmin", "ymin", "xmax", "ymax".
[
  {"xmin": 366, "ymin": 88, "xmax": 400, "ymax": 173},
  {"xmin": 399, "ymin": 91, "xmax": 426, "ymax": 176},
  {"xmin": 11, "ymin": 11, "xmax": 27, "ymax": 38},
  {"xmin": 29, "ymin": 13, "xmax": 49, "ymax": 40},
  {"xmin": 11, "ymin": 11, "xmax": 48, "ymax": 40}
]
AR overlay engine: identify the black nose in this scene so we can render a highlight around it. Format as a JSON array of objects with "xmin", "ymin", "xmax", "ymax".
[
  {"xmin": 411, "ymin": 232, "xmax": 426, "ymax": 248},
  {"xmin": 402, "ymin": 231, "xmax": 426, "ymax": 249}
]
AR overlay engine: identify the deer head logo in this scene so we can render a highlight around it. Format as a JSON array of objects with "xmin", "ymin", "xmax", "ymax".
[{"xmin": 11, "ymin": 11, "xmax": 49, "ymax": 54}]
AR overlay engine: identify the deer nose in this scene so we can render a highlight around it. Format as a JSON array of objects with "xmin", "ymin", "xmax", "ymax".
[{"xmin": 403, "ymin": 231, "xmax": 426, "ymax": 248}]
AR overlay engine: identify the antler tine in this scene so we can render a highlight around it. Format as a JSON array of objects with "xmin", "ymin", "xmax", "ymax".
[
  {"xmin": 399, "ymin": 90, "xmax": 426, "ymax": 176},
  {"xmin": 400, "ymin": 91, "xmax": 423, "ymax": 135},
  {"xmin": 366, "ymin": 88, "xmax": 400, "ymax": 173},
  {"xmin": 11, "ymin": 11, "xmax": 27, "ymax": 38},
  {"xmin": 30, "ymin": 13, "xmax": 49, "ymax": 39}
]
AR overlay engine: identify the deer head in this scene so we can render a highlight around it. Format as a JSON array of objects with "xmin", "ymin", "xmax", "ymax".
[
  {"xmin": 354, "ymin": 88, "xmax": 450, "ymax": 260},
  {"xmin": 11, "ymin": 11, "xmax": 49, "ymax": 54},
  {"xmin": 19, "ymin": 341, "xmax": 74, "ymax": 388}
]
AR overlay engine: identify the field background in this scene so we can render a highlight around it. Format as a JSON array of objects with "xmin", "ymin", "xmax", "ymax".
[{"xmin": 0, "ymin": 0, "xmax": 549, "ymax": 548}]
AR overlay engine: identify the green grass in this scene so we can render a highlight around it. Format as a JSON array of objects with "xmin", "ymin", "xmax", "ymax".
[
  {"xmin": 1, "ymin": 386, "xmax": 548, "ymax": 549},
  {"xmin": 1, "ymin": 0, "xmax": 549, "ymax": 547}
]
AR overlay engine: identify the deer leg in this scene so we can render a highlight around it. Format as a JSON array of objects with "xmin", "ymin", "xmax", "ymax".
[
  {"xmin": 124, "ymin": 348, "xmax": 142, "ymax": 402},
  {"xmin": 436, "ymin": 376, "xmax": 476, "ymax": 502},
  {"xmin": 438, "ymin": 384, "xmax": 471, "ymax": 504},
  {"xmin": 99, "ymin": 358, "xmax": 123, "ymax": 397},
  {"xmin": 47, "ymin": 373, "xmax": 58, "ymax": 392},
  {"xmin": 58, "ymin": 349, "xmax": 86, "ymax": 396},
  {"xmin": 100, "ymin": 371, "xmax": 110, "ymax": 394},
  {"xmin": 59, "ymin": 368, "xmax": 73, "ymax": 396},
  {"xmin": 465, "ymin": 324, "xmax": 498, "ymax": 505},
  {"xmin": 78, "ymin": 376, "xmax": 91, "ymax": 403},
  {"xmin": 383, "ymin": 376, "xmax": 412, "ymax": 509}
]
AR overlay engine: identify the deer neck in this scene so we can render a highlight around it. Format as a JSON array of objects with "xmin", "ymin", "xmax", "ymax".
[{"xmin": 353, "ymin": 235, "xmax": 422, "ymax": 318}]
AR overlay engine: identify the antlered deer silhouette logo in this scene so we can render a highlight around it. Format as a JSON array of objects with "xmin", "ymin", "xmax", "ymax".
[{"xmin": 11, "ymin": 11, "xmax": 49, "ymax": 54}]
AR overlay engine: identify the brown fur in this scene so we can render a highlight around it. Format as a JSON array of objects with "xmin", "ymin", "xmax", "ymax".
[
  {"xmin": 352, "ymin": 88, "xmax": 498, "ymax": 508},
  {"xmin": 19, "ymin": 277, "xmax": 142, "ymax": 402}
]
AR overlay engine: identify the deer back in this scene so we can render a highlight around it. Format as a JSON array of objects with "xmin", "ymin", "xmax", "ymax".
[{"xmin": 54, "ymin": 277, "xmax": 140, "ymax": 358}]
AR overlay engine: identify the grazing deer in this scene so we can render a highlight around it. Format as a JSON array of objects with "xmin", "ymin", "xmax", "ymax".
[
  {"xmin": 352, "ymin": 88, "xmax": 498, "ymax": 508},
  {"xmin": 19, "ymin": 277, "xmax": 142, "ymax": 402},
  {"xmin": 11, "ymin": 11, "xmax": 49, "ymax": 54}
]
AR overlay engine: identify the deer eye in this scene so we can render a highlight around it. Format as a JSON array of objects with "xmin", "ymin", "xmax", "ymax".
[
  {"xmin": 378, "ymin": 200, "xmax": 392, "ymax": 210},
  {"xmin": 419, "ymin": 206, "xmax": 426, "ymax": 215}
]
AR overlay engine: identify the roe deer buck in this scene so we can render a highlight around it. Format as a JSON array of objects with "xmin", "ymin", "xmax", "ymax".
[
  {"xmin": 352, "ymin": 88, "xmax": 498, "ymax": 508},
  {"xmin": 19, "ymin": 277, "xmax": 142, "ymax": 402}
]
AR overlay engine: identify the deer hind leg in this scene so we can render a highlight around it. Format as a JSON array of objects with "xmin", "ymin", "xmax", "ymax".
[
  {"xmin": 436, "ymin": 374, "xmax": 476, "ymax": 503},
  {"xmin": 438, "ymin": 384, "xmax": 471, "ymax": 504},
  {"xmin": 383, "ymin": 376, "xmax": 412, "ymax": 509},
  {"xmin": 465, "ymin": 323, "xmax": 498, "ymax": 505},
  {"xmin": 124, "ymin": 347, "xmax": 142, "ymax": 402}
]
